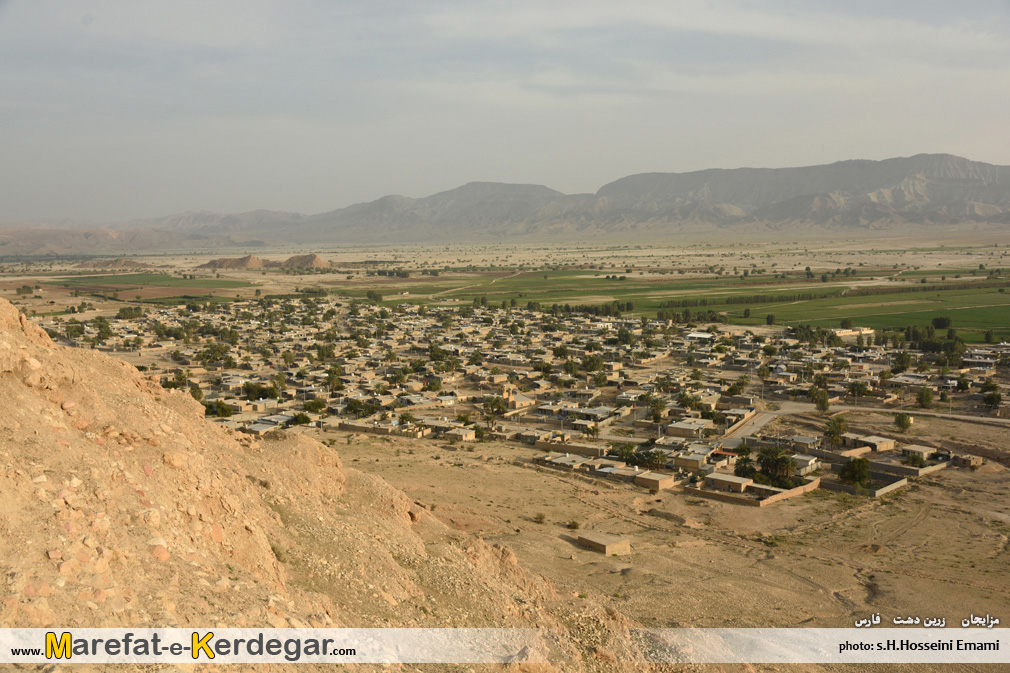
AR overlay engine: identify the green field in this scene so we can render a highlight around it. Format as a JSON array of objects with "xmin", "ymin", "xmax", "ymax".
[
  {"xmin": 328, "ymin": 267, "xmax": 1010, "ymax": 341},
  {"xmin": 44, "ymin": 273, "xmax": 251, "ymax": 289},
  {"xmin": 141, "ymin": 295, "xmax": 238, "ymax": 305},
  {"xmin": 724, "ymin": 287, "xmax": 1010, "ymax": 340}
]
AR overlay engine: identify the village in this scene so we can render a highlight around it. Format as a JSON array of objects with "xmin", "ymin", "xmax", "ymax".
[{"xmin": 30, "ymin": 288, "xmax": 1010, "ymax": 510}]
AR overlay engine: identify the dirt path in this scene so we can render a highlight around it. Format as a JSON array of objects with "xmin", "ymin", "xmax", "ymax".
[{"xmin": 429, "ymin": 270, "xmax": 524, "ymax": 298}]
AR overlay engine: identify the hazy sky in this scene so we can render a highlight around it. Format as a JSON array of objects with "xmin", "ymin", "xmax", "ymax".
[{"xmin": 3, "ymin": 0, "xmax": 1010, "ymax": 222}]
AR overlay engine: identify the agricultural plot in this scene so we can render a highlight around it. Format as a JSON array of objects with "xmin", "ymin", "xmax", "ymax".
[
  {"xmin": 725, "ymin": 287, "xmax": 1010, "ymax": 339},
  {"xmin": 44, "ymin": 273, "xmax": 251, "ymax": 289}
]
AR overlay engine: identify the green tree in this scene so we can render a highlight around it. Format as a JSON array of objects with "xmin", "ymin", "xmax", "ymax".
[
  {"xmin": 734, "ymin": 454, "xmax": 756, "ymax": 478},
  {"xmin": 894, "ymin": 412, "xmax": 912, "ymax": 433},
  {"xmin": 562, "ymin": 359, "xmax": 579, "ymax": 377},
  {"xmin": 811, "ymin": 387, "xmax": 830, "ymax": 413},
  {"xmin": 304, "ymin": 398, "xmax": 327, "ymax": 413},
  {"xmin": 916, "ymin": 387, "xmax": 934, "ymax": 409},
  {"xmin": 848, "ymin": 381, "xmax": 870, "ymax": 399},
  {"xmin": 757, "ymin": 446, "xmax": 796, "ymax": 480},
  {"xmin": 839, "ymin": 457, "xmax": 870, "ymax": 487},
  {"xmin": 891, "ymin": 351, "xmax": 913, "ymax": 374},
  {"xmin": 580, "ymin": 354, "xmax": 604, "ymax": 372},
  {"xmin": 823, "ymin": 416, "xmax": 848, "ymax": 449},
  {"xmin": 482, "ymin": 396, "xmax": 507, "ymax": 416}
]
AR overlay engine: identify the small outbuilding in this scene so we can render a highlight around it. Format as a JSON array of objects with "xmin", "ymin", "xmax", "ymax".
[{"xmin": 576, "ymin": 533, "xmax": 632, "ymax": 555}]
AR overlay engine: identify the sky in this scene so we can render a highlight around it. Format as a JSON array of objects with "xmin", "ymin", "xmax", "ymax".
[{"xmin": 2, "ymin": 0, "xmax": 1010, "ymax": 222}]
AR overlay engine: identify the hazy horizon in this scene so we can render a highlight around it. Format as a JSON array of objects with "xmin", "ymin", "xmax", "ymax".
[{"xmin": 2, "ymin": 0, "xmax": 1009, "ymax": 223}]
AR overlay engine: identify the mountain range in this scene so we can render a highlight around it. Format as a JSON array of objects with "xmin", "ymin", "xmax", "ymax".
[{"xmin": 3, "ymin": 153, "xmax": 1010, "ymax": 254}]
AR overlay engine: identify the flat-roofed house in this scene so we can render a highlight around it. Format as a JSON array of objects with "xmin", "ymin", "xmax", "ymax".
[
  {"xmin": 704, "ymin": 472, "xmax": 753, "ymax": 493},
  {"xmin": 634, "ymin": 472, "xmax": 679, "ymax": 491},
  {"xmin": 666, "ymin": 418, "xmax": 714, "ymax": 438},
  {"xmin": 673, "ymin": 452, "xmax": 709, "ymax": 472},
  {"xmin": 859, "ymin": 435, "xmax": 896, "ymax": 452},
  {"xmin": 901, "ymin": 444, "xmax": 936, "ymax": 461},
  {"xmin": 792, "ymin": 454, "xmax": 821, "ymax": 476}
]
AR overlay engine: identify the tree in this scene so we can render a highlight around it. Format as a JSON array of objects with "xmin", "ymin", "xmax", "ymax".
[
  {"xmin": 765, "ymin": 314, "xmax": 776, "ymax": 325},
  {"xmin": 894, "ymin": 412, "xmax": 913, "ymax": 433},
  {"xmin": 304, "ymin": 398, "xmax": 327, "ymax": 413},
  {"xmin": 931, "ymin": 316, "xmax": 953, "ymax": 330},
  {"xmin": 823, "ymin": 416, "xmax": 848, "ymax": 449},
  {"xmin": 580, "ymin": 354, "xmax": 604, "ymax": 372},
  {"xmin": 983, "ymin": 391, "xmax": 1003, "ymax": 409},
  {"xmin": 956, "ymin": 374, "xmax": 971, "ymax": 392},
  {"xmin": 891, "ymin": 350, "xmax": 913, "ymax": 374},
  {"xmin": 649, "ymin": 399, "xmax": 666, "ymax": 423},
  {"xmin": 981, "ymin": 379, "xmax": 1000, "ymax": 393},
  {"xmin": 734, "ymin": 454, "xmax": 756, "ymax": 478},
  {"xmin": 585, "ymin": 424, "xmax": 600, "ymax": 439},
  {"xmin": 916, "ymin": 387, "xmax": 934, "ymax": 409},
  {"xmin": 205, "ymin": 400, "xmax": 232, "ymax": 418},
  {"xmin": 757, "ymin": 446, "xmax": 796, "ymax": 480},
  {"xmin": 848, "ymin": 381, "xmax": 870, "ymax": 399},
  {"xmin": 483, "ymin": 396, "xmax": 507, "ymax": 416},
  {"xmin": 562, "ymin": 359, "xmax": 579, "ymax": 377},
  {"xmin": 811, "ymin": 387, "xmax": 830, "ymax": 413},
  {"xmin": 290, "ymin": 412, "xmax": 311, "ymax": 426},
  {"xmin": 839, "ymin": 457, "xmax": 870, "ymax": 487},
  {"xmin": 91, "ymin": 316, "xmax": 113, "ymax": 344}
]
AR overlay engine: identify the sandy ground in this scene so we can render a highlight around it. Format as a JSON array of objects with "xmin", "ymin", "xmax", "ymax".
[{"xmin": 308, "ymin": 423, "xmax": 1010, "ymax": 634}]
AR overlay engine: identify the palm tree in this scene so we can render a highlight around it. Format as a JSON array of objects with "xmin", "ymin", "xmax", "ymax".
[
  {"xmin": 757, "ymin": 447, "xmax": 797, "ymax": 480},
  {"xmin": 823, "ymin": 416, "xmax": 848, "ymax": 450},
  {"xmin": 757, "ymin": 446, "xmax": 786, "ymax": 477}
]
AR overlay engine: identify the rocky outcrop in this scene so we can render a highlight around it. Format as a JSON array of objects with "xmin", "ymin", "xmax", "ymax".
[
  {"xmin": 198, "ymin": 254, "xmax": 267, "ymax": 269},
  {"xmin": 0, "ymin": 297, "xmax": 649, "ymax": 670}
]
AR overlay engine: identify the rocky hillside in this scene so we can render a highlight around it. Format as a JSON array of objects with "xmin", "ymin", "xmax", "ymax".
[
  {"xmin": 198, "ymin": 253, "xmax": 331, "ymax": 269},
  {"xmin": 74, "ymin": 258, "xmax": 157, "ymax": 270},
  {"xmin": 0, "ymin": 297, "xmax": 656, "ymax": 671},
  {"xmin": 198, "ymin": 254, "xmax": 269, "ymax": 269}
]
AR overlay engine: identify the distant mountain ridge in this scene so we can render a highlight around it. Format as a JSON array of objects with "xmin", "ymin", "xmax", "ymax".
[{"xmin": 4, "ymin": 154, "xmax": 1010, "ymax": 253}]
